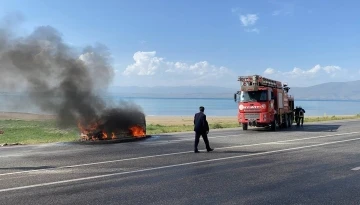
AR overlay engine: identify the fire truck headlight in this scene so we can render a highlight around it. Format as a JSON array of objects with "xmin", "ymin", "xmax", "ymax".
[{"xmin": 239, "ymin": 104, "xmax": 244, "ymax": 110}]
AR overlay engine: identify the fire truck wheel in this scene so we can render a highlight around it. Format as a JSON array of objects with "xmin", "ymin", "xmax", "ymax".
[{"xmin": 242, "ymin": 123, "xmax": 248, "ymax": 130}]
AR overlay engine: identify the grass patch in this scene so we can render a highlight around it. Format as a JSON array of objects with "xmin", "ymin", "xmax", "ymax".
[
  {"xmin": 0, "ymin": 114, "xmax": 360, "ymax": 145},
  {"xmin": 146, "ymin": 115, "xmax": 360, "ymax": 134},
  {"xmin": 0, "ymin": 119, "xmax": 79, "ymax": 144},
  {"xmin": 304, "ymin": 114, "xmax": 360, "ymax": 122}
]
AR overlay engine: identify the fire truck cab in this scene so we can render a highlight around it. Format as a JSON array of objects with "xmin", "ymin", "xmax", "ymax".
[{"xmin": 234, "ymin": 75, "xmax": 295, "ymax": 131}]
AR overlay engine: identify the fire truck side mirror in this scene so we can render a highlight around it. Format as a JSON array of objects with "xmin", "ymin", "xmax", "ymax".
[{"xmin": 234, "ymin": 93, "xmax": 237, "ymax": 102}]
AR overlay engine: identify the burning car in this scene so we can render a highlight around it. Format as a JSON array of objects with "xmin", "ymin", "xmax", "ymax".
[{"xmin": 77, "ymin": 108, "xmax": 147, "ymax": 141}]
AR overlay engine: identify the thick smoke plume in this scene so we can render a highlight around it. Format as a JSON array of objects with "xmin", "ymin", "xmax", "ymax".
[{"xmin": 0, "ymin": 13, "xmax": 145, "ymax": 129}]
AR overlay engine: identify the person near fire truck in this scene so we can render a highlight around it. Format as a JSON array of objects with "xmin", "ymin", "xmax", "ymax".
[
  {"xmin": 294, "ymin": 106, "xmax": 306, "ymax": 126},
  {"xmin": 193, "ymin": 106, "xmax": 214, "ymax": 153}
]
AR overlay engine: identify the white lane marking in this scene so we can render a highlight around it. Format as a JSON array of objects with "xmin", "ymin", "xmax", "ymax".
[
  {"xmin": 351, "ymin": 167, "xmax": 360, "ymax": 171},
  {"xmin": 0, "ymin": 131, "xmax": 358, "ymax": 177},
  {"xmin": 1, "ymin": 137, "xmax": 360, "ymax": 193},
  {"xmin": 0, "ymin": 154, "xmax": 26, "ymax": 158},
  {"xmin": 267, "ymin": 142, "xmax": 295, "ymax": 145}
]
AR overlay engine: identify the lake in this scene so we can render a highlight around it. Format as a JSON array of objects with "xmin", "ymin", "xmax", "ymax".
[{"xmin": 0, "ymin": 94, "xmax": 359, "ymax": 117}]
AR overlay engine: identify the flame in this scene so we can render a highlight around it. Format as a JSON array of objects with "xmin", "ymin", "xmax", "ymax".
[
  {"xmin": 111, "ymin": 132, "xmax": 117, "ymax": 139},
  {"xmin": 77, "ymin": 120, "xmax": 146, "ymax": 141},
  {"xmin": 77, "ymin": 121, "xmax": 100, "ymax": 135},
  {"xmin": 103, "ymin": 131, "xmax": 108, "ymax": 139},
  {"xmin": 129, "ymin": 125, "xmax": 145, "ymax": 138},
  {"xmin": 77, "ymin": 120, "xmax": 104, "ymax": 141}
]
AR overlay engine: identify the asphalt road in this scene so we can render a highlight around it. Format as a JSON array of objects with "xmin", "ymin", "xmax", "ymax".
[{"xmin": 1, "ymin": 119, "xmax": 360, "ymax": 205}]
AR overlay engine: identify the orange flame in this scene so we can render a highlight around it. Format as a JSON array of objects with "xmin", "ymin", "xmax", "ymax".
[
  {"xmin": 78, "ymin": 120, "xmax": 146, "ymax": 141},
  {"xmin": 78, "ymin": 121, "xmax": 100, "ymax": 135},
  {"xmin": 129, "ymin": 125, "xmax": 145, "ymax": 138},
  {"xmin": 111, "ymin": 132, "xmax": 117, "ymax": 139},
  {"xmin": 103, "ymin": 131, "xmax": 108, "ymax": 139}
]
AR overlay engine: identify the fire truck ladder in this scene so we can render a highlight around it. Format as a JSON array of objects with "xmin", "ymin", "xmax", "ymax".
[{"xmin": 238, "ymin": 75, "xmax": 282, "ymax": 89}]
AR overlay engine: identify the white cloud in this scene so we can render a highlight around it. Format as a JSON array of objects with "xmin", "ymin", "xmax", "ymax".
[
  {"xmin": 264, "ymin": 68, "xmax": 276, "ymax": 75},
  {"xmin": 123, "ymin": 51, "xmax": 163, "ymax": 76},
  {"xmin": 323, "ymin": 65, "xmax": 341, "ymax": 74},
  {"xmin": 231, "ymin": 8, "xmax": 260, "ymax": 33},
  {"xmin": 239, "ymin": 14, "xmax": 258, "ymax": 27},
  {"xmin": 278, "ymin": 64, "xmax": 340, "ymax": 76},
  {"xmin": 287, "ymin": 64, "xmax": 338, "ymax": 76},
  {"xmin": 262, "ymin": 64, "xmax": 348, "ymax": 86},
  {"xmin": 119, "ymin": 51, "xmax": 235, "ymax": 87}
]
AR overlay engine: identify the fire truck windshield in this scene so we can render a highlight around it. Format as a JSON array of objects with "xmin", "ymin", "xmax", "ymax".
[{"xmin": 240, "ymin": 90, "xmax": 268, "ymax": 102}]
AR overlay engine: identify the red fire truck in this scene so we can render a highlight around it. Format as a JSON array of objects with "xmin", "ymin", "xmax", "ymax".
[{"xmin": 234, "ymin": 75, "xmax": 295, "ymax": 131}]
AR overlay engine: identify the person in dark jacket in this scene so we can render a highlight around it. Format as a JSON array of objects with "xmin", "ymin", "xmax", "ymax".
[
  {"xmin": 194, "ymin": 106, "xmax": 214, "ymax": 153},
  {"xmin": 294, "ymin": 106, "xmax": 306, "ymax": 126}
]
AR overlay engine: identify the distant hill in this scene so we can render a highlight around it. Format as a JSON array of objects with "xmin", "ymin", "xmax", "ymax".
[
  {"xmin": 289, "ymin": 80, "xmax": 360, "ymax": 100},
  {"xmin": 107, "ymin": 80, "xmax": 360, "ymax": 100},
  {"xmin": 2, "ymin": 81, "xmax": 360, "ymax": 100}
]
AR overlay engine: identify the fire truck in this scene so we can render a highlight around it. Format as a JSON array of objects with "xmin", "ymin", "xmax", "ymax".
[{"xmin": 233, "ymin": 75, "xmax": 295, "ymax": 131}]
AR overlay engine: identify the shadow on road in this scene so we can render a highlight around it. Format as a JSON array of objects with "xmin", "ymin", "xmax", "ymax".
[{"xmin": 250, "ymin": 124, "xmax": 341, "ymax": 132}]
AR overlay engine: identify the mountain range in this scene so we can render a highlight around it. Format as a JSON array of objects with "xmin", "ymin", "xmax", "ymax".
[
  {"xmin": 1, "ymin": 80, "xmax": 359, "ymax": 101},
  {"xmin": 107, "ymin": 80, "xmax": 360, "ymax": 101}
]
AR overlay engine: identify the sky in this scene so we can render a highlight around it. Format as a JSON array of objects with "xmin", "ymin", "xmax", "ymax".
[{"xmin": 1, "ymin": 0, "xmax": 360, "ymax": 88}]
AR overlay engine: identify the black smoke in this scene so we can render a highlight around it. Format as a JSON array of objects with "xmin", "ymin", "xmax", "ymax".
[{"xmin": 0, "ymin": 13, "xmax": 145, "ymax": 131}]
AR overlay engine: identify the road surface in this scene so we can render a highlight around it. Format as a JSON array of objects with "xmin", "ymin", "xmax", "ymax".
[{"xmin": 1, "ymin": 120, "xmax": 360, "ymax": 204}]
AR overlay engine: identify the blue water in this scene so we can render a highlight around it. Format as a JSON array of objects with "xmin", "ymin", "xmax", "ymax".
[{"xmin": 1, "ymin": 94, "xmax": 360, "ymax": 116}]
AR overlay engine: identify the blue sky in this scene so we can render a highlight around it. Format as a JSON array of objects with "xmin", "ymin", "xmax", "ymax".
[{"xmin": 1, "ymin": 0, "xmax": 360, "ymax": 88}]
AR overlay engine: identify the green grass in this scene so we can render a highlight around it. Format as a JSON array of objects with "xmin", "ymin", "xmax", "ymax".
[
  {"xmin": 1, "ymin": 114, "xmax": 360, "ymax": 145},
  {"xmin": 146, "ymin": 115, "xmax": 360, "ymax": 134},
  {"xmin": 304, "ymin": 114, "xmax": 360, "ymax": 122},
  {"xmin": 0, "ymin": 119, "xmax": 79, "ymax": 144}
]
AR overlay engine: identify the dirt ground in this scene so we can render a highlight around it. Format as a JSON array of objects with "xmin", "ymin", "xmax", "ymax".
[{"xmin": 0, "ymin": 112, "xmax": 56, "ymax": 121}]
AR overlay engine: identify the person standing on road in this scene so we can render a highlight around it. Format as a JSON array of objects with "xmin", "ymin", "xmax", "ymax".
[
  {"xmin": 294, "ymin": 106, "xmax": 306, "ymax": 126},
  {"xmin": 194, "ymin": 106, "xmax": 214, "ymax": 153},
  {"xmin": 298, "ymin": 106, "xmax": 306, "ymax": 126}
]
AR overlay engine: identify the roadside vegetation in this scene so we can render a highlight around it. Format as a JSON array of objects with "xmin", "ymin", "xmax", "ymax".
[
  {"xmin": 147, "ymin": 114, "xmax": 360, "ymax": 134},
  {"xmin": 304, "ymin": 114, "xmax": 360, "ymax": 122},
  {"xmin": 0, "ymin": 114, "xmax": 360, "ymax": 145},
  {"xmin": 0, "ymin": 120, "xmax": 79, "ymax": 145}
]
